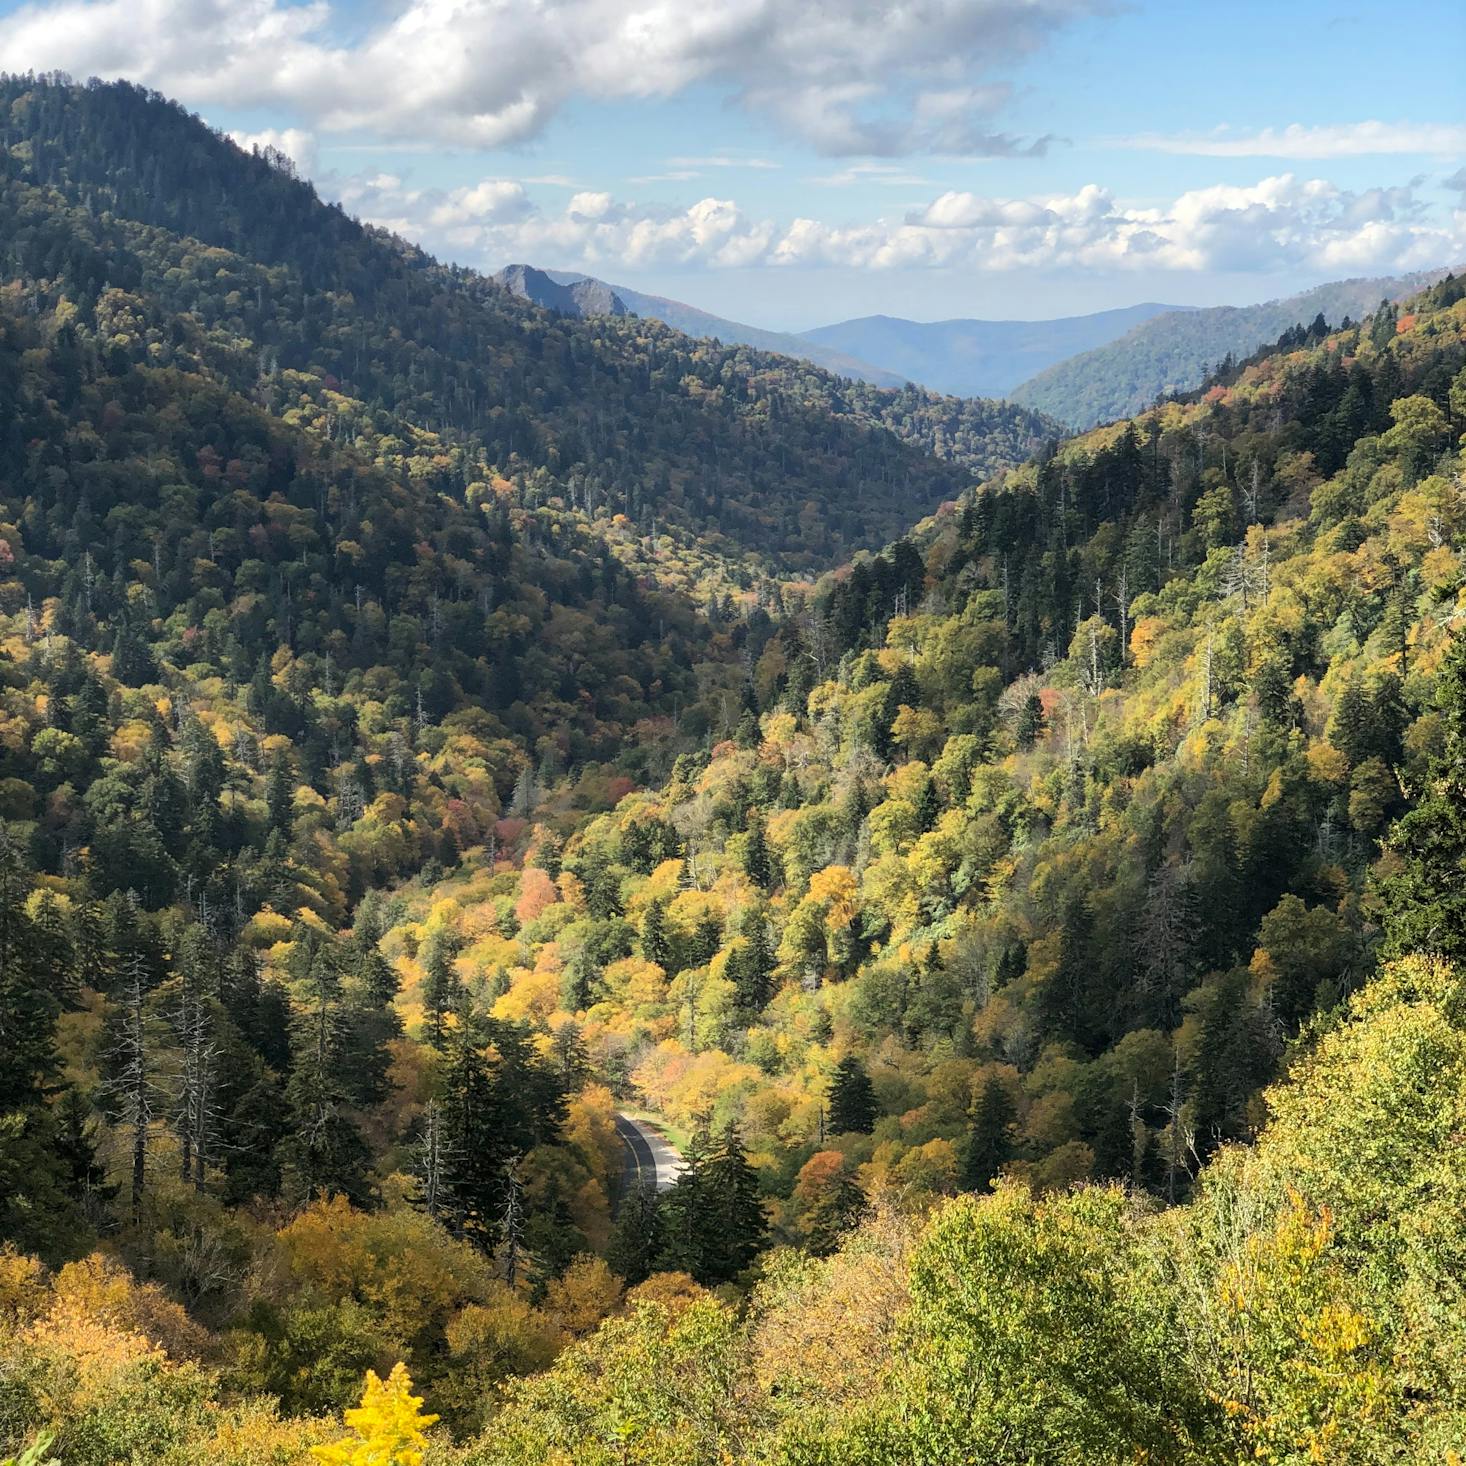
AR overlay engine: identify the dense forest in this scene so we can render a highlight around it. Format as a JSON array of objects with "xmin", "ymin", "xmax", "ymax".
[
  {"xmin": 1, "ymin": 74, "xmax": 1466, "ymax": 1466},
  {"xmin": 1010, "ymin": 267, "xmax": 1450, "ymax": 429},
  {"xmin": 0, "ymin": 76, "xmax": 1052, "ymax": 583}
]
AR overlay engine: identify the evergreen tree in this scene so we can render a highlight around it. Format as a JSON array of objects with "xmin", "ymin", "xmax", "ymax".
[
  {"xmin": 1380, "ymin": 633, "xmax": 1466, "ymax": 964},
  {"xmin": 1016, "ymin": 692, "xmax": 1046, "ymax": 750},
  {"xmin": 802, "ymin": 1170, "xmax": 867, "ymax": 1257},
  {"xmin": 641, "ymin": 898, "xmax": 675, "ymax": 973},
  {"xmin": 438, "ymin": 1021, "xmax": 508, "ymax": 1250},
  {"xmin": 961, "ymin": 1076, "xmax": 1016, "ymax": 1192},
  {"xmin": 606, "ymin": 1180, "xmax": 663, "ymax": 1286},
  {"xmin": 827, "ymin": 1056, "xmax": 877, "ymax": 1135},
  {"xmin": 280, "ymin": 929, "xmax": 372, "ymax": 1206},
  {"xmin": 741, "ymin": 810, "xmax": 774, "ymax": 890},
  {"xmin": 421, "ymin": 936, "xmax": 462, "ymax": 1050},
  {"xmin": 702, "ymin": 1129, "xmax": 767, "ymax": 1284}
]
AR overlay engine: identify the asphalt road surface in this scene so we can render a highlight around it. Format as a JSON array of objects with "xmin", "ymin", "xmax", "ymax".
[{"xmin": 614, "ymin": 1112, "xmax": 685, "ymax": 1194}]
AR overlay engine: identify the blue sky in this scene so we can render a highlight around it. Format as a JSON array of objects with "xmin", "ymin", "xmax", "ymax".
[{"xmin": 2, "ymin": 0, "xmax": 1462, "ymax": 327}]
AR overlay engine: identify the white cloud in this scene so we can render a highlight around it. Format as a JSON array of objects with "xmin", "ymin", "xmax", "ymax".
[
  {"xmin": 0, "ymin": 0, "xmax": 1097, "ymax": 156},
  {"xmin": 227, "ymin": 126, "xmax": 318, "ymax": 175},
  {"xmin": 343, "ymin": 169, "xmax": 1466, "ymax": 279},
  {"xmin": 1119, "ymin": 121, "xmax": 1466, "ymax": 159},
  {"xmin": 812, "ymin": 162, "xmax": 939, "ymax": 188},
  {"xmin": 666, "ymin": 156, "xmax": 781, "ymax": 171}
]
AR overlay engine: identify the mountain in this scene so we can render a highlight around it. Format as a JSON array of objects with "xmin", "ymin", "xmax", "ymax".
[
  {"xmin": 543, "ymin": 267, "xmax": 908, "ymax": 386},
  {"xmin": 1010, "ymin": 268, "xmax": 1455, "ymax": 427},
  {"xmin": 493, "ymin": 262, "xmax": 628, "ymax": 317},
  {"xmin": 798, "ymin": 301, "xmax": 1184, "ymax": 399}
]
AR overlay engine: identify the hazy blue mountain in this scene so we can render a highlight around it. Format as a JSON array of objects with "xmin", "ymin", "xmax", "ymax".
[
  {"xmin": 797, "ymin": 303, "xmax": 1184, "ymax": 399},
  {"xmin": 1009, "ymin": 269, "xmax": 1456, "ymax": 428},
  {"xmin": 543, "ymin": 269, "xmax": 907, "ymax": 386}
]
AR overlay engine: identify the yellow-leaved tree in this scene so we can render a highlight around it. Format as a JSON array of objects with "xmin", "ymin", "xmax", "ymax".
[{"xmin": 312, "ymin": 1363, "xmax": 438, "ymax": 1466}]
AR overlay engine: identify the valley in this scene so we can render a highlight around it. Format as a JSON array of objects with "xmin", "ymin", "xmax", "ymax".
[{"xmin": 0, "ymin": 68, "xmax": 1464, "ymax": 1466}]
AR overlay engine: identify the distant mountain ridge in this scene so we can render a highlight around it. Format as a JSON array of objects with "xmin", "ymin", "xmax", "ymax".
[
  {"xmin": 1009, "ymin": 269, "xmax": 1458, "ymax": 428},
  {"xmin": 797, "ymin": 303, "xmax": 1186, "ymax": 399},
  {"xmin": 538, "ymin": 268, "xmax": 908, "ymax": 387}
]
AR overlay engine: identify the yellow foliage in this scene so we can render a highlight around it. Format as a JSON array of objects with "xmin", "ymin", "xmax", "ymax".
[{"xmin": 311, "ymin": 1363, "xmax": 437, "ymax": 1466}]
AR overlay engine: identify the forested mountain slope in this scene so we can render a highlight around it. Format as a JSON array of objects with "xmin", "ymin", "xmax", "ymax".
[
  {"xmin": 0, "ymin": 76, "xmax": 1054, "ymax": 577},
  {"xmin": 1, "ymin": 259, "xmax": 1461, "ymax": 1464},
  {"xmin": 1011, "ymin": 267, "xmax": 1452, "ymax": 428}
]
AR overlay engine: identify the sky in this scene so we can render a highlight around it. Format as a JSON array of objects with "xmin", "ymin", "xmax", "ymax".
[{"xmin": 1, "ymin": 0, "xmax": 1463, "ymax": 329}]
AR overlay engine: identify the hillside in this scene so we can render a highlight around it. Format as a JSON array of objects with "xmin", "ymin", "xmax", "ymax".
[
  {"xmin": 544, "ymin": 268, "xmax": 907, "ymax": 387},
  {"xmin": 800, "ymin": 301, "xmax": 1183, "ymax": 399},
  {"xmin": 0, "ymin": 77, "xmax": 1050, "ymax": 580},
  {"xmin": 1011, "ymin": 268, "xmax": 1453, "ymax": 428}
]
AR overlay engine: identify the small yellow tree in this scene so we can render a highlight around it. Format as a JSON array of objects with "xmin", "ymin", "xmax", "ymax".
[{"xmin": 312, "ymin": 1363, "xmax": 438, "ymax": 1466}]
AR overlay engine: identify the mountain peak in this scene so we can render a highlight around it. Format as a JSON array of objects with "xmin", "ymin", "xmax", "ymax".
[{"xmin": 493, "ymin": 263, "xmax": 628, "ymax": 318}]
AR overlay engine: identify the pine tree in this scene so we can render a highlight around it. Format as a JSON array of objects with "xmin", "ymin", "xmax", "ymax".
[
  {"xmin": 421, "ymin": 936, "xmax": 461, "ymax": 1049},
  {"xmin": 961, "ymin": 1076, "xmax": 1016, "ymax": 1192},
  {"xmin": 607, "ymin": 1179, "xmax": 663, "ymax": 1286},
  {"xmin": 741, "ymin": 810, "xmax": 773, "ymax": 890},
  {"xmin": 802, "ymin": 1170, "xmax": 867, "ymax": 1257},
  {"xmin": 702, "ymin": 1129, "xmax": 767, "ymax": 1284},
  {"xmin": 1380, "ymin": 633, "xmax": 1466, "ymax": 964},
  {"xmin": 281, "ymin": 929, "xmax": 372, "ymax": 1206},
  {"xmin": 641, "ymin": 898, "xmax": 675, "ymax": 973},
  {"xmin": 1016, "ymin": 692, "xmax": 1046, "ymax": 749},
  {"xmin": 438, "ymin": 1020, "xmax": 509, "ymax": 1250},
  {"xmin": 266, "ymin": 751, "xmax": 295, "ymax": 833},
  {"xmin": 827, "ymin": 1055, "xmax": 877, "ymax": 1135}
]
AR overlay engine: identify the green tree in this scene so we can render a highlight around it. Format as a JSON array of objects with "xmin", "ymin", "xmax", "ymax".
[
  {"xmin": 826, "ymin": 1056, "xmax": 877, "ymax": 1135},
  {"xmin": 961, "ymin": 1076, "xmax": 1017, "ymax": 1192},
  {"xmin": 1379, "ymin": 633, "xmax": 1466, "ymax": 964}
]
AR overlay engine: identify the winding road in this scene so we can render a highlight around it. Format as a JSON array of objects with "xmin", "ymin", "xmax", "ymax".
[{"xmin": 614, "ymin": 1112, "xmax": 686, "ymax": 1194}]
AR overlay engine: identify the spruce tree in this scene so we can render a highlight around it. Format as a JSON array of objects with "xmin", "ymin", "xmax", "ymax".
[
  {"xmin": 741, "ymin": 810, "xmax": 774, "ymax": 890},
  {"xmin": 1380, "ymin": 633, "xmax": 1466, "ymax": 964},
  {"xmin": 281, "ymin": 929, "xmax": 372, "ymax": 1206},
  {"xmin": 961, "ymin": 1076, "xmax": 1016, "ymax": 1192},
  {"xmin": 827, "ymin": 1055, "xmax": 877, "ymax": 1135},
  {"xmin": 1016, "ymin": 692, "xmax": 1046, "ymax": 749},
  {"xmin": 607, "ymin": 1179, "xmax": 663, "ymax": 1285},
  {"xmin": 702, "ymin": 1128, "xmax": 767, "ymax": 1284}
]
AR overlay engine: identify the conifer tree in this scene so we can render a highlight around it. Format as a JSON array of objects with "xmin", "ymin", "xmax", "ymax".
[
  {"xmin": 607, "ymin": 1180, "xmax": 663, "ymax": 1286},
  {"xmin": 1380, "ymin": 633, "xmax": 1466, "ymax": 964},
  {"xmin": 1016, "ymin": 692, "xmax": 1046, "ymax": 749},
  {"xmin": 827, "ymin": 1055, "xmax": 878, "ymax": 1135},
  {"xmin": 961, "ymin": 1076, "xmax": 1016, "ymax": 1192}
]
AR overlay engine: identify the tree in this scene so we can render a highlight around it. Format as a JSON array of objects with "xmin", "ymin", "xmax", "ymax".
[
  {"xmin": 1379, "ymin": 633, "xmax": 1466, "ymax": 964},
  {"xmin": 607, "ymin": 1179, "xmax": 663, "ymax": 1286},
  {"xmin": 281, "ymin": 930, "xmax": 372, "ymax": 1207},
  {"xmin": 961, "ymin": 1076, "xmax": 1017, "ymax": 1192},
  {"xmin": 1016, "ymin": 692, "xmax": 1046, "ymax": 750},
  {"xmin": 311, "ymin": 1363, "xmax": 438, "ymax": 1466},
  {"xmin": 741, "ymin": 809, "xmax": 774, "ymax": 890},
  {"xmin": 421, "ymin": 935, "xmax": 461, "ymax": 1049},
  {"xmin": 827, "ymin": 1055, "xmax": 878, "ymax": 1135},
  {"xmin": 641, "ymin": 898, "xmax": 675, "ymax": 973}
]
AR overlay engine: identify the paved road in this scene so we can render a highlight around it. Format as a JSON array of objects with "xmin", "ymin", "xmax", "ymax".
[{"xmin": 614, "ymin": 1112, "xmax": 686, "ymax": 1194}]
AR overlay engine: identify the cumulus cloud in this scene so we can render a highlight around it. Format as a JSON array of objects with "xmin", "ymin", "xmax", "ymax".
[
  {"xmin": 227, "ymin": 126, "xmax": 318, "ymax": 175},
  {"xmin": 342, "ymin": 170, "xmax": 1466, "ymax": 279},
  {"xmin": 1120, "ymin": 121, "xmax": 1466, "ymax": 159},
  {"xmin": 0, "ymin": 0, "xmax": 1096, "ymax": 155}
]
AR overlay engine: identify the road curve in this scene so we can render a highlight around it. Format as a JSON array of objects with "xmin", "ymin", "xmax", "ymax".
[{"xmin": 614, "ymin": 1112, "xmax": 686, "ymax": 1195}]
